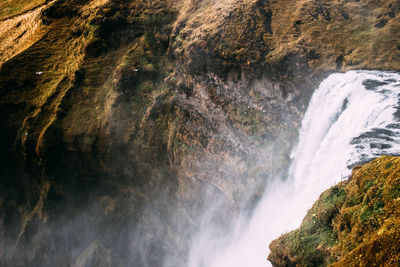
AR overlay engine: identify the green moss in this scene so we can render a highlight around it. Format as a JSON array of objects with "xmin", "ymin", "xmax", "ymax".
[
  {"xmin": 285, "ymin": 217, "xmax": 337, "ymax": 266},
  {"xmin": 84, "ymin": 23, "xmax": 100, "ymax": 39},
  {"xmin": 317, "ymin": 185, "xmax": 346, "ymax": 225},
  {"xmin": 360, "ymin": 200, "xmax": 384, "ymax": 224},
  {"xmin": 347, "ymin": 196, "xmax": 362, "ymax": 207},
  {"xmin": 385, "ymin": 162, "xmax": 393, "ymax": 169},
  {"xmin": 388, "ymin": 180, "xmax": 400, "ymax": 199},
  {"xmin": 322, "ymin": 186, "xmax": 346, "ymax": 207},
  {"xmin": 0, "ymin": 0, "xmax": 46, "ymax": 20},
  {"xmin": 269, "ymin": 156, "xmax": 400, "ymax": 267},
  {"xmin": 364, "ymin": 179, "xmax": 375, "ymax": 191}
]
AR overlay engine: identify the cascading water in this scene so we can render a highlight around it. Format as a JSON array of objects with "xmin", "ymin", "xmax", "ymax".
[{"xmin": 188, "ymin": 70, "xmax": 400, "ymax": 267}]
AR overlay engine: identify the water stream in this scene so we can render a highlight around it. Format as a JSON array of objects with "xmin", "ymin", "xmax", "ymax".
[{"xmin": 188, "ymin": 70, "xmax": 400, "ymax": 267}]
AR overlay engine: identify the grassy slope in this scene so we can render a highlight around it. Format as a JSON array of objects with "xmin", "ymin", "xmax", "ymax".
[
  {"xmin": 173, "ymin": 0, "xmax": 400, "ymax": 79},
  {"xmin": 269, "ymin": 156, "xmax": 400, "ymax": 266},
  {"xmin": 268, "ymin": 0, "xmax": 400, "ymax": 71},
  {"xmin": 0, "ymin": 0, "xmax": 46, "ymax": 20}
]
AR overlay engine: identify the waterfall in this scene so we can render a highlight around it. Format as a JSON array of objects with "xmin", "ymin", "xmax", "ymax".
[{"xmin": 188, "ymin": 70, "xmax": 400, "ymax": 267}]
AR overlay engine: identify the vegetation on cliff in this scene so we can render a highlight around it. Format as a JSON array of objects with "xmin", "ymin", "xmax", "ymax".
[
  {"xmin": 1, "ymin": 0, "xmax": 400, "ymax": 265},
  {"xmin": 268, "ymin": 156, "xmax": 400, "ymax": 266}
]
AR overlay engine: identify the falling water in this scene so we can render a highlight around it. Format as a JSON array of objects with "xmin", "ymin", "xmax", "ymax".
[{"xmin": 188, "ymin": 70, "xmax": 400, "ymax": 267}]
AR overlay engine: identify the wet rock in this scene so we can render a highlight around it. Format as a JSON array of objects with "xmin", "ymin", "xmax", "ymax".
[{"xmin": 375, "ymin": 19, "xmax": 388, "ymax": 28}]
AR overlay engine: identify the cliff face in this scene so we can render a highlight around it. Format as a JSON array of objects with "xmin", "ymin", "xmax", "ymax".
[
  {"xmin": 268, "ymin": 156, "xmax": 400, "ymax": 266},
  {"xmin": 1, "ymin": 0, "xmax": 400, "ymax": 266}
]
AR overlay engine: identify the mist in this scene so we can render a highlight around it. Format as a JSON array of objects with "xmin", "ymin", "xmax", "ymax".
[
  {"xmin": 2, "ymin": 70, "xmax": 400, "ymax": 267},
  {"xmin": 187, "ymin": 70, "xmax": 400, "ymax": 267}
]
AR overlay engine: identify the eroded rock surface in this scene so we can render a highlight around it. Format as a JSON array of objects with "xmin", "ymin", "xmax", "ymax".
[{"xmin": 0, "ymin": 0, "xmax": 400, "ymax": 266}]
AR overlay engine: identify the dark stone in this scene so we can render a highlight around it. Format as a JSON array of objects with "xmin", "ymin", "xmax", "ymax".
[
  {"xmin": 74, "ymin": 69, "xmax": 85, "ymax": 85},
  {"xmin": 84, "ymin": 38, "xmax": 107, "ymax": 57},
  {"xmin": 311, "ymin": 4, "xmax": 331, "ymax": 21},
  {"xmin": 387, "ymin": 123, "xmax": 400, "ymax": 129},
  {"xmin": 336, "ymin": 55, "xmax": 344, "ymax": 71},
  {"xmin": 98, "ymin": 16, "xmax": 129, "ymax": 41},
  {"xmin": 369, "ymin": 143, "xmax": 392, "ymax": 149},
  {"xmin": 375, "ymin": 19, "xmax": 388, "ymax": 28},
  {"xmin": 351, "ymin": 128, "xmax": 396, "ymax": 145},
  {"xmin": 339, "ymin": 9, "xmax": 350, "ymax": 20},
  {"xmin": 42, "ymin": 2, "xmax": 78, "ymax": 19},
  {"xmin": 362, "ymin": 79, "xmax": 388, "ymax": 91}
]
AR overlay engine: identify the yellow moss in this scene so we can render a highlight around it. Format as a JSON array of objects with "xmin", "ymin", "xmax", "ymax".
[
  {"xmin": 0, "ymin": 0, "xmax": 46, "ymax": 20},
  {"xmin": 269, "ymin": 156, "xmax": 400, "ymax": 267}
]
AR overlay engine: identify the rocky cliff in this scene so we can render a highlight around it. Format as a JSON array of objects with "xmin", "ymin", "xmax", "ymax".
[
  {"xmin": 1, "ymin": 0, "xmax": 400, "ymax": 266},
  {"xmin": 268, "ymin": 156, "xmax": 400, "ymax": 266}
]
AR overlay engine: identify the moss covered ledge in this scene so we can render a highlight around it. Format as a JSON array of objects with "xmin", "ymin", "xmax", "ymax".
[{"xmin": 268, "ymin": 156, "xmax": 400, "ymax": 267}]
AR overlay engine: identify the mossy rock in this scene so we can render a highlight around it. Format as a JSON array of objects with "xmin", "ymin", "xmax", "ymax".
[{"xmin": 269, "ymin": 156, "xmax": 400, "ymax": 266}]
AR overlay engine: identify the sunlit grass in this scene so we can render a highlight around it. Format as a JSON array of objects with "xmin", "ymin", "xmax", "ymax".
[
  {"xmin": 270, "ymin": 156, "xmax": 400, "ymax": 266},
  {"xmin": 0, "ymin": 0, "xmax": 46, "ymax": 20}
]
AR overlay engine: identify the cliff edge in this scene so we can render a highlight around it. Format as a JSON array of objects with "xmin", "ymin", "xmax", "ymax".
[{"xmin": 269, "ymin": 156, "xmax": 400, "ymax": 266}]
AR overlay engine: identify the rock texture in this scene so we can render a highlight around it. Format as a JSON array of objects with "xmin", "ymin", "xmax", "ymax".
[
  {"xmin": 269, "ymin": 156, "xmax": 400, "ymax": 266},
  {"xmin": 0, "ymin": 0, "xmax": 400, "ymax": 266}
]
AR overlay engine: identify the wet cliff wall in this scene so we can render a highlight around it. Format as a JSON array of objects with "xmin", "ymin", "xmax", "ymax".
[{"xmin": 1, "ymin": 0, "xmax": 400, "ymax": 266}]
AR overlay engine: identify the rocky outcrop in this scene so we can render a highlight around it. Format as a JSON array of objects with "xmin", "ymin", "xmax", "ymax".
[
  {"xmin": 1, "ymin": 0, "xmax": 400, "ymax": 266},
  {"xmin": 268, "ymin": 156, "xmax": 400, "ymax": 266}
]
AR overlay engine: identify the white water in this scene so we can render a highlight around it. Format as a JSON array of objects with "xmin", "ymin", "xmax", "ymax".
[{"xmin": 189, "ymin": 70, "xmax": 400, "ymax": 267}]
